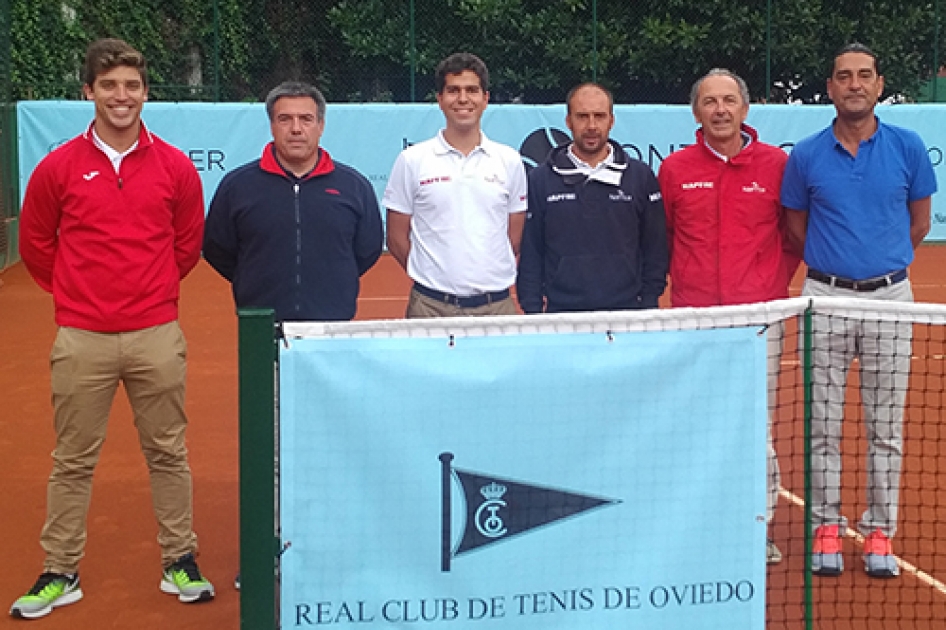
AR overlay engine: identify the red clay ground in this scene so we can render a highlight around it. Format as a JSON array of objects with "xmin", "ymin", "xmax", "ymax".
[{"xmin": 1, "ymin": 246, "xmax": 945, "ymax": 629}]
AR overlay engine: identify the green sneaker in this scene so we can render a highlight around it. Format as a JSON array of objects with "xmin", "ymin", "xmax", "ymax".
[
  {"xmin": 160, "ymin": 553, "xmax": 215, "ymax": 603},
  {"xmin": 9, "ymin": 572, "xmax": 83, "ymax": 619}
]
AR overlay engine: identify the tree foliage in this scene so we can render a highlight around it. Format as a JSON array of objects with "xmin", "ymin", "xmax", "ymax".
[{"xmin": 3, "ymin": 0, "xmax": 944, "ymax": 103}]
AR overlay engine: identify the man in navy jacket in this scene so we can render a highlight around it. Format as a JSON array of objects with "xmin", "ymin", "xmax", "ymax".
[
  {"xmin": 204, "ymin": 81, "xmax": 383, "ymax": 322},
  {"xmin": 517, "ymin": 83, "xmax": 668, "ymax": 313}
]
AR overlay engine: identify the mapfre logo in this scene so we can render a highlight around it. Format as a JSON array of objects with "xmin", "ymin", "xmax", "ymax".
[
  {"xmin": 742, "ymin": 181, "xmax": 767, "ymax": 194},
  {"xmin": 547, "ymin": 193, "xmax": 576, "ymax": 203},
  {"xmin": 420, "ymin": 176, "xmax": 452, "ymax": 186},
  {"xmin": 681, "ymin": 181, "xmax": 713, "ymax": 190}
]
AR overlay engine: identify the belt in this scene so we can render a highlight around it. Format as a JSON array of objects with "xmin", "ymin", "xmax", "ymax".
[
  {"xmin": 807, "ymin": 268, "xmax": 907, "ymax": 292},
  {"xmin": 413, "ymin": 283, "xmax": 510, "ymax": 308}
]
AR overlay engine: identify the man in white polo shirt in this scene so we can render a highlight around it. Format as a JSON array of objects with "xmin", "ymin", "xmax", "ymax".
[{"xmin": 384, "ymin": 52, "xmax": 528, "ymax": 317}]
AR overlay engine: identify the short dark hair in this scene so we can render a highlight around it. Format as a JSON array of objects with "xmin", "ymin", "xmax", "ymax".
[
  {"xmin": 831, "ymin": 42, "xmax": 880, "ymax": 77},
  {"xmin": 689, "ymin": 68, "xmax": 750, "ymax": 112},
  {"xmin": 82, "ymin": 39, "xmax": 147, "ymax": 87},
  {"xmin": 565, "ymin": 83, "xmax": 614, "ymax": 114},
  {"xmin": 265, "ymin": 81, "xmax": 327, "ymax": 122},
  {"xmin": 435, "ymin": 53, "xmax": 489, "ymax": 94}
]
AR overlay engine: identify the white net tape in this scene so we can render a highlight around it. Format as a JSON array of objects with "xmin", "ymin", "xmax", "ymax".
[{"xmin": 282, "ymin": 297, "xmax": 946, "ymax": 340}]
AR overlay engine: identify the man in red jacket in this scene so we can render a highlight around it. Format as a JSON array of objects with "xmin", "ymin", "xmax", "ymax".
[
  {"xmin": 658, "ymin": 68, "xmax": 799, "ymax": 565},
  {"xmin": 11, "ymin": 39, "xmax": 213, "ymax": 620}
]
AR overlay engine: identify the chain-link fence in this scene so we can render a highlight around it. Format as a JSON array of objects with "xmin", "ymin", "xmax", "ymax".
[
  {"xmin": 0, "ymin": 0, "xmax": 15, "ymax": 268},
  {"xmin": 2, "ymin": 0, "xmax": 946, "ymax": 106},
  {"xmin": 1, "ymin": 0, "xmax": 945, "ymax": 266}
]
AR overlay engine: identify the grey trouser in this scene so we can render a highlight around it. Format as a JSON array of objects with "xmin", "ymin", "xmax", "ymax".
[
  {"xmin": 802, "ymin": 277, "xmax": 913, "ymax": 538},
  {"xmin": 766, "ymin": 323, "xmax": 783, "ymax": 524}
]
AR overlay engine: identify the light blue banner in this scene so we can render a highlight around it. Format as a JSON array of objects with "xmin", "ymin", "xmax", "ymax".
[
  {"xmin": 278, "ymin": 326, "xmax": 767, "ymax": 629},
  {"xmin": 18, "ymin": 101, "xmax": 946, "ymax": 240}
]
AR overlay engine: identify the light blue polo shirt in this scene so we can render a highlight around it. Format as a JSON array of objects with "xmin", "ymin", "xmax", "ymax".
[{"xmin": 781, "ymin": 118, "xmax": 937, "ymax": 280}]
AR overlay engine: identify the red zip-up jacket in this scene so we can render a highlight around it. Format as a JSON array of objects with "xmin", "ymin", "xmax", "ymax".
[
  {"xmin": 658, "ymin": 124, "xmax": 799, "ymax": 307},
  {"xmin": 20, "ymin": 123, "xmax": 204, "ymax": 332}
]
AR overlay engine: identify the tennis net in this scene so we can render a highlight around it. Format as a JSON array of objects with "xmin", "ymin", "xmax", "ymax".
[{"xmin": 235, "ymin": 296, "xmax": 946, "ymax": 629}]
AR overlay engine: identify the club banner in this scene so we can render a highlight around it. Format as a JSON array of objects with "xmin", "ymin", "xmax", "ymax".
[
  {"xmin": 278, "ymin": 326, "xmax": 767, "ymax": 629},
  {"xmin": 16, "ymin": 101, "xmax": 946, "ymax": 240}
]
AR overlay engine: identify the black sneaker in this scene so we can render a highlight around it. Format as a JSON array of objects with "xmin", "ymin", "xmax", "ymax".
[
  {"xmin": 9, "ymin": 572, "xmax": 83, "ymax": 619},
  {"xmin": 160, "ymin": 553, "xmax": 215, "ymax": 603}
]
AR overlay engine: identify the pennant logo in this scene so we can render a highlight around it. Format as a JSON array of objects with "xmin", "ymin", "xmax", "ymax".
[{"xmin": 439, "ymin": 453, "xmax": 619, "ymax": 571}]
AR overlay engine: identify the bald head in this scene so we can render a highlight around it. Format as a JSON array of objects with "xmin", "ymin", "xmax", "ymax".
[
  {"xmin": 566, "ymin": 83, "xmax": 614, "ymax": 115},
  {"xmin": 565, "ymin": 83, "xmax": 615, "ymax": 166}
]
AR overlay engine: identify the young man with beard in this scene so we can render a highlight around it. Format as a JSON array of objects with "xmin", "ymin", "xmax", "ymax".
[{"xmin": 385, "ymin": 53, "xmax": 528, "ymax": 318}]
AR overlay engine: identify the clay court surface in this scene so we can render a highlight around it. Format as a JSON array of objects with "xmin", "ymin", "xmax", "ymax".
[{"xmin": 1, "ymin": 247, "xmax": 945, "ymax": 629}]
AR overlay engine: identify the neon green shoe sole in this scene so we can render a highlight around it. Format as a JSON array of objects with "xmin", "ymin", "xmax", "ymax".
[
  {"xmin": 160, "ymin": 554, "xmax": 215, "ymax": 603},
  {"xmin": 10, "ymin": 572, "xmax": 83, "ymax": 619}
]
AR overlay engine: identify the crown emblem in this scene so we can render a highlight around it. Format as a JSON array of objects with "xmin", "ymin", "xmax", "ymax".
[{"xmin": 480, "ymin": 482, "xmax": 507, "ymax": 501}]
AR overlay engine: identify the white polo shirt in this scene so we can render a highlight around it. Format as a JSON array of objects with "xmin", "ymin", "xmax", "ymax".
[{"xmin": 384, "ymin": 130, "xmax": 528, "ymax": 295}]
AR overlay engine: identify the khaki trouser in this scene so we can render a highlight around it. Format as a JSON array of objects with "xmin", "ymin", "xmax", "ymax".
[
  {"xmin": 406, "ymin": 287, "xmax": 518, "ymax": 318},
  {"xmin": 41, "ymin": 322, "xmax": 198, "ymax": 573}
]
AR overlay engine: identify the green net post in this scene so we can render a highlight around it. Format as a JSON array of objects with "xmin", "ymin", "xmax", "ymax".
[
  {"xmin": 802, "ymin": 303, "xmax": 814, "ymax": 630},
  {"xmin": 238, "ymin": 308, "xmax": 278, "ymax": 630}
]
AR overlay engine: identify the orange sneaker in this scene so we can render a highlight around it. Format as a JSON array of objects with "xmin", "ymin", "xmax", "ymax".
[
  {"xmin": 812, "ymin": 524, "xmax": 843, "ymax": 575},
  {"xmin": 863, "ymin": 529, "xmax": 899, "ymax": 578}
]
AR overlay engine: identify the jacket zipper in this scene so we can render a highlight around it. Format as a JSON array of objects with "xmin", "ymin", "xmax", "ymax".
[{"xmin": 294, "ymin": 182, "xmax": 302, "ymax": 315}]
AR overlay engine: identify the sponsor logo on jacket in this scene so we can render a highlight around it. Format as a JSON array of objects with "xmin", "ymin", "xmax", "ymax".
[
  {"xmin": 742, "ymin": 181, "xmax": 767, "ymax": 194},
  {"xmin": 547, "ymin": 193, "xmax": 577, "ymax": 202},
  {"xmin": 681, "ymin": 181, "xmax": 713, "ymax": 190}
]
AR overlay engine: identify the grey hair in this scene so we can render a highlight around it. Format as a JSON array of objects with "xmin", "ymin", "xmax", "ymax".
[
  {"xmin": 265, "ymin": 81, "xmax": 327, "ymax": 121},
  {"xmin": 689, "ymin": 68, "xmax": 750, "ymax": 111}
]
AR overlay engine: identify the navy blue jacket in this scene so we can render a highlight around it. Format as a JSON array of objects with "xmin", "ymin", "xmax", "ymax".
[
  {"xmin": 517, "ymin": 140, "xmax": 668, "ymax": 313},
  {"xmin": 204, "ymin": 144, "xmax": 383, "ymax": 321}
]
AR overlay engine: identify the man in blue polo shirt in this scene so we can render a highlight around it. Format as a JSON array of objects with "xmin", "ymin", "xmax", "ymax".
[{"xmin": 782, "ymin": 43, "xmax": 936, "ymax": 579}]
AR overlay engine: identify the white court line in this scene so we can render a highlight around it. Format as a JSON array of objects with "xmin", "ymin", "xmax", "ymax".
[
  {"xmin": 779, "ymin": 488, "xmax": 946, "ymax": 596},
  {"xmin": 777, "ymin": 354, "xmax": 945, "ymax": 368}
]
